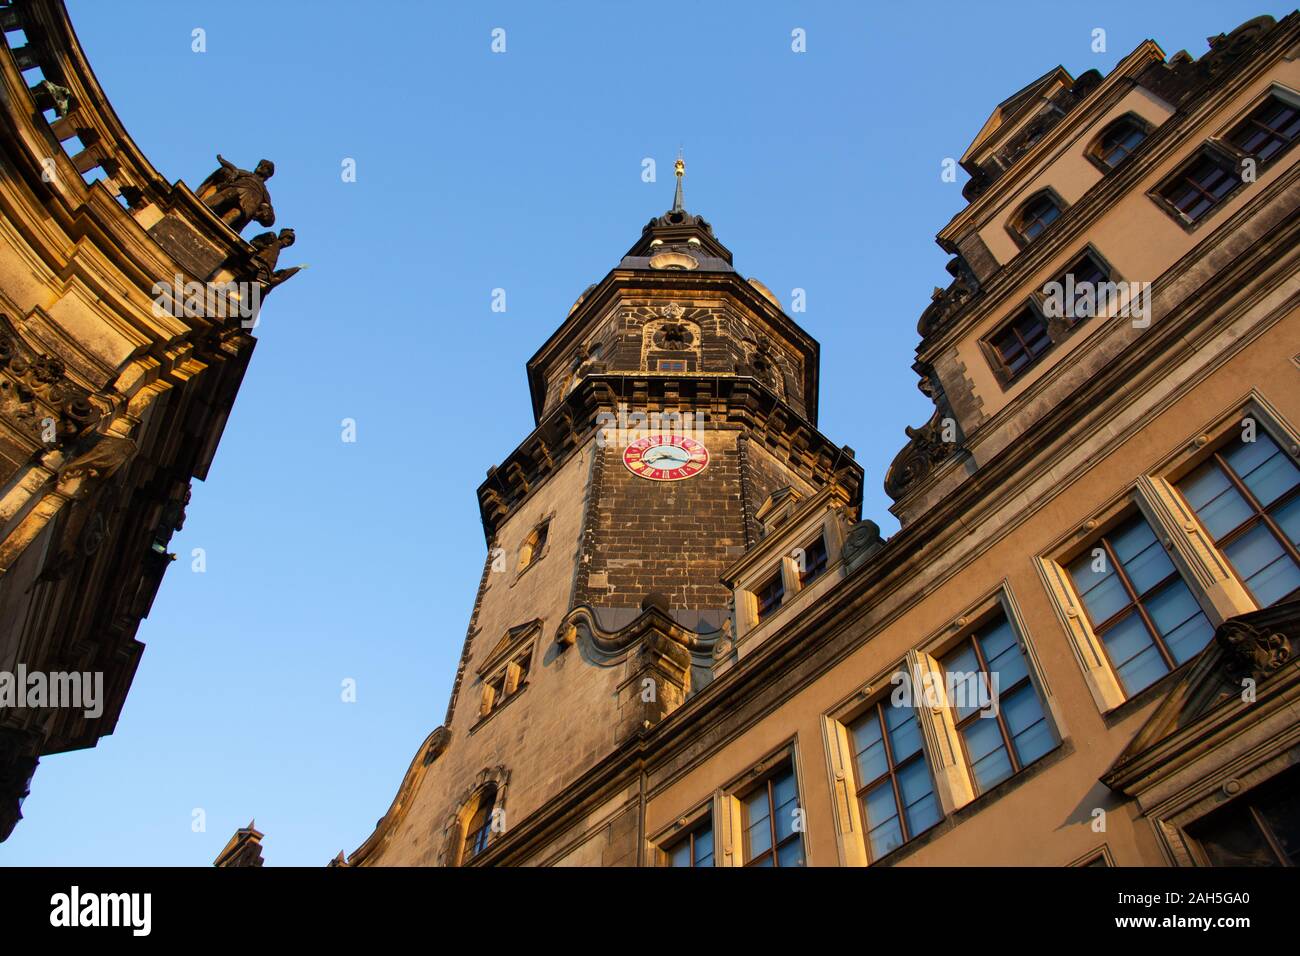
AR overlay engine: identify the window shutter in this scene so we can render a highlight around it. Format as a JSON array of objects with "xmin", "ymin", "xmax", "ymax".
[{"xmin": 503, "ymin": 661, "xmax": 522, "ymax": 696}]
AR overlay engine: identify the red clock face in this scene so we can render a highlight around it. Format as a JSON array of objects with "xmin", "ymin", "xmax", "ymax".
[{"xmin": 623, "ymin": 434, "xmax": 709, "ymax": 481}]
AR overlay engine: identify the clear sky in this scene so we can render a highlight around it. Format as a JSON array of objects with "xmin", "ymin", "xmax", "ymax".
[{"xmin": 2, "ymin": 0, "xmax": 1285, "ymax": 866}]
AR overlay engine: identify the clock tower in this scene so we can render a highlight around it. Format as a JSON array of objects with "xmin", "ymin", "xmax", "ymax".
[{"xmin": 344, "ymin": 161, "xmax": 864, "ymax": 866}]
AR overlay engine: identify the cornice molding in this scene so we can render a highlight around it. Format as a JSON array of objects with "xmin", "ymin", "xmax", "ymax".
[{"xmin": 525, "ymin": 268, "xmax": 821, "ymax": 426}]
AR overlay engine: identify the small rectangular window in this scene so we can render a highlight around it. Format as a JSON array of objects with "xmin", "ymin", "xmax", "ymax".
[
  {"xmin": 798, "ymin": 535, "xmax": 829, "ymax": 587},
  {"xmin": 1177, "ymin": 430, "xmax": 1300, "ymax": 608},
  {"xmin": 741, "ymin": 764, "xmax": 804, "ymax": 867},
  {"xmin": 988, "ymin": 305, "xmax": 1053, "ymax": 380},
  {"xmin": 1046, "ymin": 251, "xmax": 1109, "ymax": 322},
  {"xmin": 755, "ymin": 571, "xmax": 785, "ymax": 622},
  {"xmin": 1226, "ymin": 93, "xmax": 1300, "ymax": 165},
  {"xmin": 657, "ymin": 359, "xmax": 688, "ymax": 372},
  {"xmin": 1156, "ymin": 150, "xmax": 1238, "ymax": 224}
]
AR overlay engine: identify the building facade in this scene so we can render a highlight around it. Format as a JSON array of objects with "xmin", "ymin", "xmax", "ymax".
[
  {"xmin": 336, "ymin": 13, "xmax": 1300, "ymax": 868},
  {"xmin": 0, "ymin": 0, "xmax": 293, "ymax": 840}
]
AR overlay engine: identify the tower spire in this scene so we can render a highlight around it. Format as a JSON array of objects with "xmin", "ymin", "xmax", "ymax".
[{"xmin": 672, "ymin": 149, "xmax": 685, "ymax": 212}]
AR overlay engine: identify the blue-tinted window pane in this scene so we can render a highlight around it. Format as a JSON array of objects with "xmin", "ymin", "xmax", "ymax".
[
  {"xmin": 1181, "ymin": 463, "xmax": 1254, "ymax": 539},
  {"xmin": 1002, "ymin": 684, "xmax": 1053, "ymax": 767},
  {"xmin": 772, "ymin": 771, "xmax": 799, "ymax": 842},
  {"xmin": 776, "ymin": 836, "xmax": 805, "ymax": 868},
  {"xmin": 693, "ymin": 828, "xmax": 714, "ymax": 867},
  {"xmin": 1275, "ymin": 496, "xmax": 1300, "ymax": 548},
  {"xmin": 942, "ymin": 644, "xmax": 982, "ymax": 720},
  {"xmin": 1113, "ymin": 522, "xmax": 1175, "ymax": 594},
  {"xmin": 896, "ymin": 760, "xmax": 941, "ymax": 837},
  {"xmin": 744, "ymin": 789, "xmax": 771, "ymax": 859},
  {"xmin": 1144, "ymin": 579, "xmax": 1213, "ymax": 664},
  {"xmin": 1070, "ymin": 554, "xmax": 1129, "ymax": 624},
  {"xmin": 1101, "ymin": 611, "xmax": 1168, "ymax": 694},
  {"xmin": 1224, "ymin": 523, "xmax": 1300, "ymax": 606},
  {"xmin": 1110, "ymin": 515, "xmax": 1157, "ymax": 563},
  {"xmin": 864, "ymin": 781, "xmax": 903, "ymax": 859},
  {"xmin": 962, "ymin": 717, "xmax": 1013, "ymax": 793},
  {"xmin": 668, "ymin": 840, "xmax": 691, "ymax": 867},
  {"xmin": 884, "ymin": 703, "xmax": 924, "ymax": 763},
  {"xmin": 980, "ymin": 621, "xmax": 1029, "ymax": 690},
  {"xmin": 1226, "ymin": 435, "xmax": 1300, "ymax": 506},
  {"xmin": 851, "ymin": 713, "xmax": 888, "ymax": 784}
]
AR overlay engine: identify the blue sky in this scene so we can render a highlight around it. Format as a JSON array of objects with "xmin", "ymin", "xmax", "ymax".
[{"xmin": 2, "ymin": 0, "xmax": 1284, "ymax": 866}]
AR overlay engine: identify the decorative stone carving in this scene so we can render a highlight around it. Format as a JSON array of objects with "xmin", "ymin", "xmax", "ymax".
[
  {"xmin": 1197, "ymin": 16, "xmax": 1277, "ymax": 81},
  {"xmin": 31, "ymin": 79, "xmax": 73, "ymax": 118},
  {"xmin": 197, "ymin": 155, "xmax": 276, "ymax": 232},
  {"xmin": 736, "ymin": 337, "xmax": 785, "ymax": 396},
  {"xmin": 648, "ymin": 251, "xmax": 699, "ymax": 271},
  {"xmin": 884, "ymin": 407, "xmax": 961, "ymax": 501},
  {"xmin": 0, "ymin": 322, "xmax": 104, "ymax": 449},
  {"xmin": 841, "ymin": 520, "xmax": 884, "ymax": 575},
  {"xmin": 652, "ymin": 322, "xmax": 693, "ymax": 351},
  {"xmin": 424, "ymin": 726, "xmax": 451, "ymax": 765},
  {"xmin": 1218, "ymin": 618, "xmax": 1292, "ymax": 683},
  {"xmin": 917, "ymin": 261, "xmax": 979, "ymax": 337},
  {"xmin": 37, "ymin": 435, "xmax": 137, "ymax": 582},
  {"xmin": 712, "ymin": 618, "xmax": 735, "ymax": 661}
]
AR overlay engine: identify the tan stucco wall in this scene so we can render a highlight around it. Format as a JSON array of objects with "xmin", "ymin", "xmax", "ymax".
[
  {"xmin": 962, "ymin": 58, "xmax": 1300, "ymax": 423},
  {"xmin": 645, "ymin": 303, "xmax": 1300, "ymax": 865}
]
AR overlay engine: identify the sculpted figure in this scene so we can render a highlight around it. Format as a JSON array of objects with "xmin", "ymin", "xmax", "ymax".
[
  {"xmin": 197, "ymin": 155, "xmax": 276, "ymax": 232},
  {"xmin": 249, "ymin": 228, "xmax": 301, "ymax": 290}
]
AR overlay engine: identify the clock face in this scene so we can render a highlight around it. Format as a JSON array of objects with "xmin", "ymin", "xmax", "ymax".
[{"xmin": 623, "ymin": 434, "xmax": 709, "ymax": 481}]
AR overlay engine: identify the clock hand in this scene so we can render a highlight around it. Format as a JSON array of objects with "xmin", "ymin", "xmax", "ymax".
[{"xmin": 647, "ymin": 451, "xmax": 688, "ymax": 465}]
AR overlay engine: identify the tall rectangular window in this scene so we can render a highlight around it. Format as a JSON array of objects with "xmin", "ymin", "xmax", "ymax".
[
  {"xmin": 1068, "ymin": 514, "xmax": 1215, "ymax": 696},
  {"xmin": 940, "ymin": 616, "xmax": 1055, "ymax": 794},
  {"xmin": 666, "ymin": 820, "xmax": 714, "ymax": 867},
  {"xmin": 849, "ymin": 693, "xmax": 941, "ymax": 860},
  {"xmin": 1177, "ymin": 431, "xmax": 1300, "ymax": 608},
  {"xmin": 742, "ymin": 764, "xmax": 804, "ymax": 867},
  {"xmin": 461, "ymin": 788, "xmax": 497, "ymax": 863}
]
